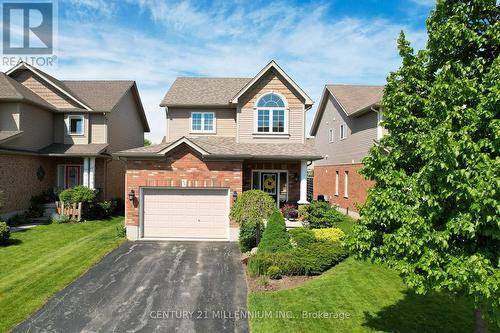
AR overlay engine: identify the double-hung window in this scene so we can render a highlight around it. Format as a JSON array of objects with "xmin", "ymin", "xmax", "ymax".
[
  {"xmin": 191, "ymin": 112, "xmax": 215, "ymax": 133},
  {"xmin": 68, "ymin": 115, "xmax": 84, "ymax": 135},
  {"xmin": 256, "ymin": 93, "xmax": 287, "ymax": 134}
]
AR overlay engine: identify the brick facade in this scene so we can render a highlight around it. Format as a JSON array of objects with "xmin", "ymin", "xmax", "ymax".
[
  {"xmin": 125, "ymin": 146, "xmax": 243, "ymax": 227},
  {"xmin": 0, "ymin": 154, "xmax": 56, "ymax": 214},
  {"xmin": 313, "ymin": 163, "xmax": 374, "ymax": 212}
]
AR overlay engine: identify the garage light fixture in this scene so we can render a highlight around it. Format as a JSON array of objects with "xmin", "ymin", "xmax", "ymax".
[
  {"xmin": 128, "ymin": 189, "xmax": 135, "ymax": 201},
  {"xmin": 232, "ymin": 191, "xmax": 238, "ymax": 201}
]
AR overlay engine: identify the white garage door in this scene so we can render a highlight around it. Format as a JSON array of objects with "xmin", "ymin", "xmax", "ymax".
[{"xmin": 142, "ymin": 188, "xmax": 229, "ymax": 240}]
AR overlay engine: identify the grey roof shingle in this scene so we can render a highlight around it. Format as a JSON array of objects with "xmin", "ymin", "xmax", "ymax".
[
  {"xmin": 326, "ymin": 84, "xmax": 384, "ymax": 115},
  {"xmin": 116, "ymin": 136, "xmax": 322, "ymax": 160},
  {"xmin": 62, "ymin": 80, "xmax": 134, "ymax": 111},
  {"xmin": 160, "ymin": 77, "xmax": 251, "ymax": 106},
  {"xmin": 38, "ymin": 143, "xmax": 109, "ymax": 156},
  {"xmin": 0, "ymin": 73, "xmax": 55, "ymax": 109}
]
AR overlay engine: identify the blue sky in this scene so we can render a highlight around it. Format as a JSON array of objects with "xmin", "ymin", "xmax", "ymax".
[{"xmin": 2, "ymin": 0, "xmax": 435, "ymax": 142}]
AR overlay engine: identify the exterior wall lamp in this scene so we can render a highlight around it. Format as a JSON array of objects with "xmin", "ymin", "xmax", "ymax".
[
  {"xmin": 232, "ymin": 191, "xmax": 238, "ymax": 201},
  {"xmin": 128, "ymin": 189, "xmax": 135, "ymax": 202}
]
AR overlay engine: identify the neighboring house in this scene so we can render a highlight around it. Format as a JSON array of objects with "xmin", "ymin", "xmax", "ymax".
[
  {"xmin": 116, "ymin": 61, "xmax": 322, "ymax": 241},
  {"xmin": 310, "ymin": 84, "xmax": 385, "ymax": 212},
  {"xmin": 0, "ymin": 62, "xmax": 149, "ymax": 217}
]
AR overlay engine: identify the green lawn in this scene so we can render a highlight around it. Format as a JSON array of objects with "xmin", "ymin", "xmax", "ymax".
[
  {"xmin": 249, "ymin": 217, "xmax": 500, "ymax": 333},
  {"xmin": 0, "ymin": 216, "xmax": 125, "ymax": 333},
  {"xmin": 248, "ymin": 258, "xmax": 495, "ymax": 333}
]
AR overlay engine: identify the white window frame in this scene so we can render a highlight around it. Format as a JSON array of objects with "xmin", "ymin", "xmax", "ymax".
[
  {"xmin": 340, "ymin": 123, "xmax": 347, "ymax": 140},
  {"xmin": 190, "ymin": 112, "xmax": 216, "ymax": 133},
  {"xmin": 328, "ymin": 128, "xmax": 334, "ymax": 143},
  {"xmin": 67, "ymin": 115, "xmax": 84, "ymax": 136},
  {"xmin": 254, "ymin": 92, "xmax": 289, "ymax": 135},
  {"xmin": 344, "ymin": 171, "xmax": 349, "ymax": 198},
  {"xmin": 335, "ymin": 171, "xmax": 339, "ymax": 196}
]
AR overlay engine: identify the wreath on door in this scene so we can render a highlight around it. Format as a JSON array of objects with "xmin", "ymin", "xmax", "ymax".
[{"xmin": 263, "ymin": 177, "xmax": 276, "ymax": 190}]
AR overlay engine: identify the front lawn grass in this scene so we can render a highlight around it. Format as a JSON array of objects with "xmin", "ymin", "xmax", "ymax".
[
  {"xmin": 0, "ymin": 216, "xmax": 125, "ymax": 333},
  {"xmin": 248, "ymin": 216, "xmax": 500, "ymax": 333},
  {"xmin": 248, "ymin": 258, "xmax": 495, "ymax": 332}
]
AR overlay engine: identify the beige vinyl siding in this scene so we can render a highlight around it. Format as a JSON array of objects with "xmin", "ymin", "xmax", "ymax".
[
  {"xmin": 13, "ymin": 69, "xmax": 81, "ymax": 109},
  {"xmin": 53, "ymin": 113, "xmax": 64, "ymax": 143},
  {"xmin": 314, "ymin": 94, "xmax": 378, "ymax": 166},
  {"xmin": 90, "ymin": 114, "xmax": 107, "ymax": 144},
  {"xmin": 1, "ymin": 103, "xmax": 53, "ymax": 151},
  {"xmin": 0, "ymin": 103, "xmax": 20, "ymax": 131},
  {"xmin": 106, "ymin": 90, "xmax": 144, "ymax": 152},
  {"xmin": 167, "ymin": 108, "xmax": 236, "ymax": 141},
  {"xmin": 238, "ymin": 68, "xmax": 305, "ymax": 143},
  {"xmin": 63, "ymin": 113, "xmax": 89, "ymax": 144}
]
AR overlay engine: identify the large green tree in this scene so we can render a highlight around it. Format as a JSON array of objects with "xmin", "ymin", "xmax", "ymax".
[{"xmin": 350, "ymin": 1, "xmax": 499, "ymax": 332}]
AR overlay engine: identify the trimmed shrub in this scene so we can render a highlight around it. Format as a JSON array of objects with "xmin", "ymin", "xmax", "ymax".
[
  {"xmin": 248, "ymin": 251, "xmax": 304, "ymax": 276},
  {"xmin": 307, "ymin": 201, "xmax": 347, "ymax": 229},
  {"xmin": 239, "ymin": 221, "xmax": 264, "ymax": 252},
  {"xmin": 293, "ymin": 241, "xmax": 348, "ymax": 275},
  {"xmin": 98, "ymin": 201, "xmax": 113, "ymax": 217},
  {"xmin": 258, "ymin": 210, "xmax": 291, "ymax": 253},
  {"xmin": 59, "ymin": 186, "xmax": 97, "ymax": 205},
  {"xmin": 267, "ymin": 266, "xmax": 282, "ymax": 279},
  {"xmin": 312, "ymin": 228, "xmax": 345, "ymax": 242},
  {"xmin": 289, "ymin": 227, "xmax": 316, "ymax": 247},
  {"xmin": 0, "ymin": 222, "xmax": 10, "ymax": 245},
  {"xmin": 230, "ymin": 190, "xmax": 275, "ymax": 250},
  {"xmin": 51, "ymin": 213, "xmax": 70, "ymax": 224}
]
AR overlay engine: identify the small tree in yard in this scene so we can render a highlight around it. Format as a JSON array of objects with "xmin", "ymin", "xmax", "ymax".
[
  {"xmin": 350, "ymin": 1, "xmax": 499, "ymax": 332},
  {"xmin": 230, "ymin": 190, "xmax": 276, "ymax": 252}
]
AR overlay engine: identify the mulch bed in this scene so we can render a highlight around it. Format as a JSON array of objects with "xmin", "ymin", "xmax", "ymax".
[{"xmin": 245, "ymin": 267, "xmax": 315, "ymax": 293}]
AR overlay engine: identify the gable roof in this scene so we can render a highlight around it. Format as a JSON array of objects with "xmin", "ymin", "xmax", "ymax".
[
  {"xmin": 0, "ymin": 73, "xmax": 55, "ymax": 110},
  {"xmin": 310, "ymin": 84, "xmax": 384, "ymax": 136},
  {"xmin": 160, "ymin": 60, "xmax": 313, "ymax": 107},
  {"xmin": 6, "ymin": 62, "xmax": 93, "ymax": 110},
  {"xmin": 2, "ymin": 63, "xmax": 150, "ymax": 132},
  {"xmin": 231, "ymin": 60, "xmax": 314, "ymax": 106},
  {"xmin": 115, "ymin": 136, "xmax": 322, "ymax": 160},
  {"xmin": 161, "ymin": 77, "xmax": 251, "ymax": 106}
]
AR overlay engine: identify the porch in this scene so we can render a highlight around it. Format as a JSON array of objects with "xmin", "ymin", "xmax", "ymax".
[{"xmin": 242, "ymin": 159, "xmax": 309, "ymax": 206}]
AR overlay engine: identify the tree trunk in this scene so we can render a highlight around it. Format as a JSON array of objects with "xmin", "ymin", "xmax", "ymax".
[{"xmin": 474, "ymin": 307, "xmax": 488, "ymax": 333}]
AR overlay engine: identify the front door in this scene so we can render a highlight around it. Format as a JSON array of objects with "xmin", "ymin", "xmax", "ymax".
[
  {"xmin": 260, "ymin": 172, "xmax": 278, "ymax": 202},
  {"xmin": 66, "ymin": 166, "xmax": 81, "ymax": 188}
]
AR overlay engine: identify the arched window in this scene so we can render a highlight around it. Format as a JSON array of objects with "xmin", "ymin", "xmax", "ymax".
[{"xmin": 255, "ymin": 93, "xmax": 287, "ymax": 133}]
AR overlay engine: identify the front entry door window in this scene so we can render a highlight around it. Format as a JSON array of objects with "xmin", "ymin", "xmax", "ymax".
[
  {"xmin": 260, "ymin": 172, "xmax": 278, "ymax": 202},
  {"xmin": 66, "ymin": 166, "xmax": 81, "ymax": 188}
]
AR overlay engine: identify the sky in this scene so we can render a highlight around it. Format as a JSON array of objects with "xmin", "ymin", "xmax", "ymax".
[{"xmin": 1, "ymin": 0, "xmax": 435, "ymax": 143}]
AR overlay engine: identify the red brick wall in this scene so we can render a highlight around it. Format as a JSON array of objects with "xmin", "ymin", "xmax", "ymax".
[
  {"xmin": 0, "ymin": 154, "xmax": 56, "ymax": 214},
  {"xmin": 242, "ymin": 160, "xmax": 301, "ymax": 201},
  {"xmin": 313, "ymin": 163, "xmax": 374, "ymax": 212},
  {"xmin": 125, "ymin": 147, "xmax": 243, "ymax": 226}
]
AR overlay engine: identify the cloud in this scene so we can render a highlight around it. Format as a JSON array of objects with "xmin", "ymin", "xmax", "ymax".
[{"xmin": 1, "ymin": 1, "xmax": 427, "ymax": 143}]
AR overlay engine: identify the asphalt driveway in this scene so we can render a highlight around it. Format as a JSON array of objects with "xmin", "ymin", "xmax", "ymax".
[{"xmin": 14, "ymin": 241, "xmax": 248, "ymax": 333}]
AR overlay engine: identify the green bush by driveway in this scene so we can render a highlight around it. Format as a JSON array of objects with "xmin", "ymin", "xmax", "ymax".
[{"xmin": 0, "ymin": 216, "xmax": 125, "ymax": 333}]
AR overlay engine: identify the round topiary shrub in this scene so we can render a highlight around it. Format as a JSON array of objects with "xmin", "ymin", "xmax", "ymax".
[
  {"xmin": 312, "ymin": 228, "xmax": 346, "ymax": 243},
  {"xmin": 0, "ymin": 221, "xmax": 10, "ymax": 245}
]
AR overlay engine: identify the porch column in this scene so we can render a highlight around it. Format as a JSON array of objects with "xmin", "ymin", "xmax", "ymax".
[
  {"xmin": 83, "ymin": 157, "xmax": 89, "ymax": 187},
  {"xmin": 298, "ymin": 160, "xmax": 309, "ymax": 204},
  {"xmin": 89, "ymin": 157, "xmax": 95, "ymax": 189}
]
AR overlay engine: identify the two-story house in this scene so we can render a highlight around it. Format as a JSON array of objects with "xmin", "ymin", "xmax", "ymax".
[
  {"xmin": 310, "ymin": 84, "xmax": 384, "ymax": 213},
  {"xmin": 0, "ymin": 62, "xmax": 149, "ymax": 217},
  {"xmin": 116, "ymin": 61, "xmax": 322, "ymax": 241}
]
